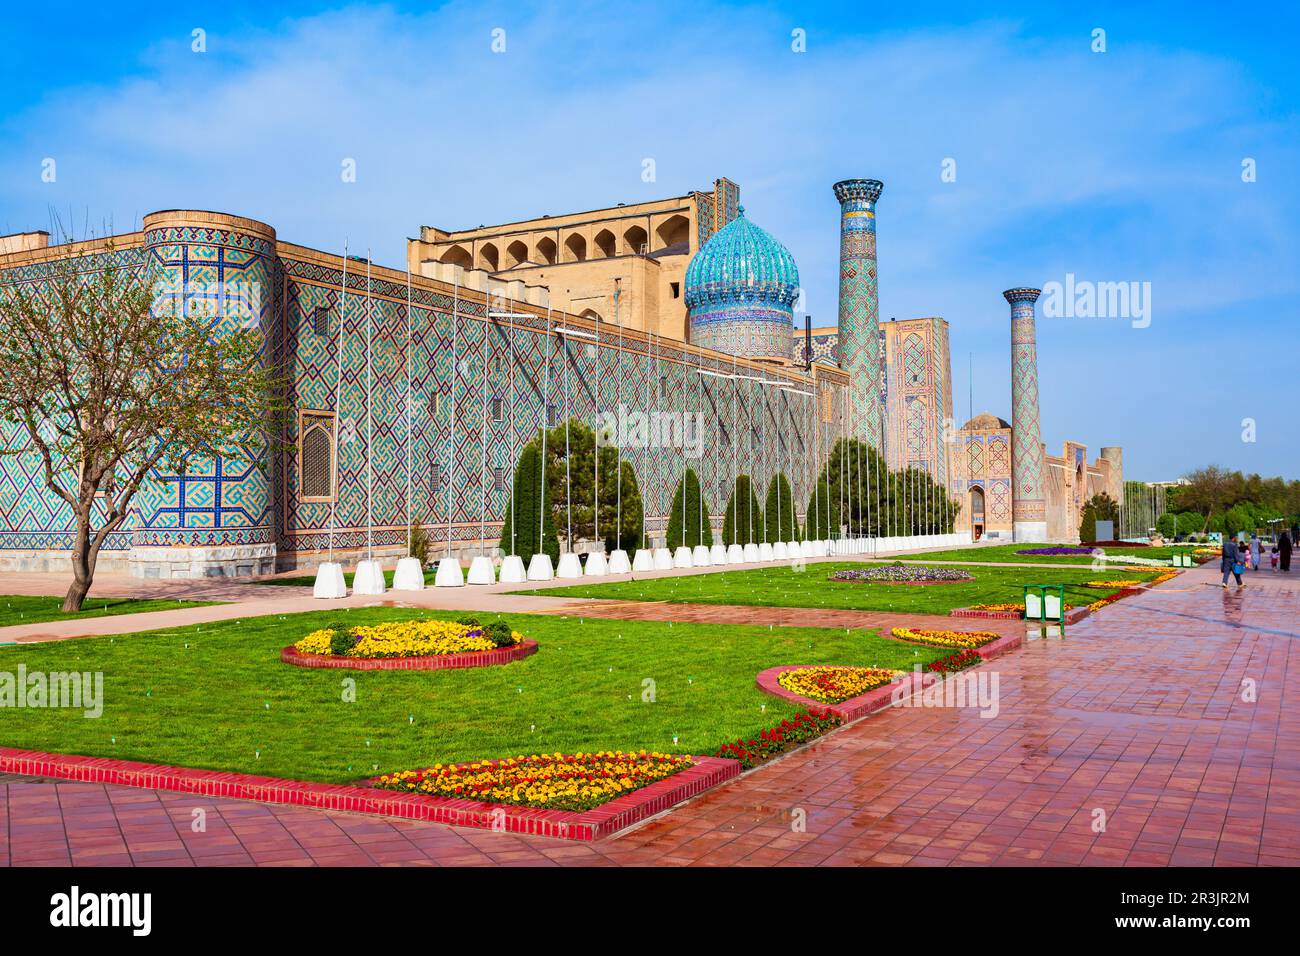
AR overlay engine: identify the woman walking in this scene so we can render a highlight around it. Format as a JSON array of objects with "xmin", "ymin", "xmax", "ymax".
[
  {"xmin": 1280, "ymin": 530, "xmax": 1293, "ymax": 572},
  {"xmin": 1221, "ymin": 535, "xmax": 1245, "ymax": 589},
  {"xmin": 1249, "ymin": 532, "xmax": 1261, "ymax": 571}
]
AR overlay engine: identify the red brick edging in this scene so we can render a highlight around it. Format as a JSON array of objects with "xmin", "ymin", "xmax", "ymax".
[
  {"xmin": 281, "ymin": 639, "xmax": 538, "ymax": 670},
  {"xmin": 950, "ymin": 607, "xmax": 1023, "ymax": 619},
  {"xmin": 887, "ymin": 630, "xmax": 1023, "ymax": 660},
  {"xmin": 0, "ymin": 747, "xmax": 740, "ymax": 841}
]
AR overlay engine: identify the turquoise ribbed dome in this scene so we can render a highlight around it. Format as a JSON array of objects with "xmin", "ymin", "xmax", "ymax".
[{"xmin": 684, "ymin": 207, "xmax": 800, "ymax": 310}]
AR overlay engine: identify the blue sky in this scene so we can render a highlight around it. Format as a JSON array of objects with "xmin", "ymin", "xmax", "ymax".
[{"xmin": 2, "ymin": 1, "xmax": 1296, "ymax": 480}]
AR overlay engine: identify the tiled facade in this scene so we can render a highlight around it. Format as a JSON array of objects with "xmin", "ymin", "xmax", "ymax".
[{"xmin": 0, "ymin": 210, "xmax": 849, "ymax": 577}]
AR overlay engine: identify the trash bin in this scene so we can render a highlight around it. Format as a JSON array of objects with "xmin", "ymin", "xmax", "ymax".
[{"xmin": 1024, "ymin": 584, "xmax": 1066, "ymax": 623}]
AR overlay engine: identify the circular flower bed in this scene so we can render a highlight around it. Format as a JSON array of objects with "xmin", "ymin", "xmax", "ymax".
[
  {"xmin": 1017, "ymin": 547, "xmax": 1093, "ymax": 555},
  {"xmin": 829, "ymin": 564, "xmax": 973, "ymax": 584},
  {"xmin": 373, "ymin": 751, "xmax": 692, "ymax": 811},
  {"xmin": 891, "ymin": 626, "xmax": 999, "ymax": 649},
  {"xmin": 777, "ymin": 665, "xmax": 901, "ymax": 703},
  {"xmin": 294, "ymin": 617, "xmax": 521, "ymax": 660},
  {"xmin": 923, "ymin": 649, "xmax": 983, "ymax": 674}
]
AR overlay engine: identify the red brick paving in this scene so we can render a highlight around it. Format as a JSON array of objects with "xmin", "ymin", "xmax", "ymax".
[{"xmin": 2, "ymin": 563, "xmax": 1296, "ymax": 866}]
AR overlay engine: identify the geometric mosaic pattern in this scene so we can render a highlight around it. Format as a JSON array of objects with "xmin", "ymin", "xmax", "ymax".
[
  {"xmin": 833, "ymin": 179, "xmax": 885, "ymax": 450},
  {"xmin": 1005, "ymin": 288, "xmax": 1046, "ymax": 524}
]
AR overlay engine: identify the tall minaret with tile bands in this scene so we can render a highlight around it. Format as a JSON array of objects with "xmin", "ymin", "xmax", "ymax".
[
  {"xmin": 1005, "ymin": 287, "xmax": 1048, "ymax": 543},
  {"xmin": 833, "ymin": 178, "xmax": 885, "ymax": 448}
]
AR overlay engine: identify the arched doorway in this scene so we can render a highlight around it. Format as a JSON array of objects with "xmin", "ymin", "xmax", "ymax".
[{"xmin": 970, "ymin": 486, "xmax": 985, "ymax": 541}]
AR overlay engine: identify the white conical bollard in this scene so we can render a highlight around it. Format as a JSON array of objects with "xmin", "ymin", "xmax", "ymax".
[
  {"xmin": 466, "ymin": 555, "xmax": 495, "ymax": 585},
  {"xmin": 726, "ymin": 543, "xmax": 745, "ymax": 563},
  {"xmin": 786, "ymin": 540, "xmax": 800, "ymax": 557},
  {"xmin": 393, "ymin": 556, "xmax": 425, "ymax": 591},
  {"xmin": 526, "ymin": 552, "xmax": 554, "ymax": 581},
  {"xmin": 584, "ymin": 551, "xmax": 609, "ymax": 576},
  {"xmin": 499, "ymin": 555, "xmax": 527, "ymax": 583},
  {"xmin": 608, "ymin": 549, "xmax": 631, "ymax": 574},
  {"xmin": 631, "ymin": 548, "xmax": 654, "ymax": 572},
  {"xmin": 556, "ymin": 552, "xmax": 583, "ymax": 579},
  {"xmin": 743, "ymin": 542, "xmax": 761, "ymax": 562},
  {"xmin": 353, "ymin": 559, "xmax": 386, "ymax": 595},
  {"xmin": 653, "ymin": 547, "xmax": 674, "ymax": 570},
  {"xmin": 672, "ymin": 545, "xmax": 694, "ymax": 568},
  {"xmin": 435, "ymin": 556, "xmax": 464, "ymax": 587},
  {"xmin": 313, "ymin": 561, "xmax": 347, "ymax": 599},
  {"xmin": 773, "ymin": 541, "xmax": 788, "ymax": 560},
  {"xmin": 758, "ymin": 542, "xmax": 775, "ymax": 562},
  {"xmin": 709, "ymin": 543, "xmax": 727, "ymax": 564},
  {"xmin": 692, "ymin": 544, "xmax": 712, "ymax": 566}
]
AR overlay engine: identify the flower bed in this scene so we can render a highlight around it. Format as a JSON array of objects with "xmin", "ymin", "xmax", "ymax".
[
  {"xmin": 777, "ymin": 665, "xmax": 901, "ymax": 704},
  {"xmin": 714, "ymin": 709, "xmax": 840, "ymax": 770},
  {"xmin": 1016, "ymin": 546, "xmax": 1093, "ymax": 555},
  {"xmin": 1084, "ymin": 579, "xmax": 1144, "ymax": 589},
  {"xmin": 373, "ymin": 751, "xmax": 693, "ymax": 812},
  {"xmin": 830, "ymin": 564, "xmax": 973, "ymax": 584},
  {"xmin": 890, "ymin": 626, "xmax": 1000, "ymax": 649},
  {"xmin": 1084, "ymin": 540, "xmax": 1148, "ymax": 548},
  {"xmin": 966, "ymin": 602, "xmax": 1029, "ymax": 613},
  {"xmin": 294, "ymin": 617, "xmax": 522, "ymax": 660},
  {"xmin": 923, "ymin": 648, "xmax": 983, "ymax": 674}
]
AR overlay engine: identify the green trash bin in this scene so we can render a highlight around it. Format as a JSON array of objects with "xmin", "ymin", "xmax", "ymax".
[{"xmin": 1024, "ymin": 584, "xmax": 1066, "ymax": 623}]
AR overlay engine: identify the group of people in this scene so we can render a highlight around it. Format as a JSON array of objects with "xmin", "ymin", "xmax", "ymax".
[{"xmin": 1221, "ymin": 529, "xmax": 1293, "ymax": 588}]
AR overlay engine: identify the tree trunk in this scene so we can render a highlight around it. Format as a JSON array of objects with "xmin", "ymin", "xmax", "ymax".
[{"xmin": 61, "ymin": 511, "xmax": 94, "ymax": 613}]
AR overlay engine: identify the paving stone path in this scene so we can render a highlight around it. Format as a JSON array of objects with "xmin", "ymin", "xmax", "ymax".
[{"xmin": 2, "ymin": 562, "xmax": 1295, "ymax": 866}]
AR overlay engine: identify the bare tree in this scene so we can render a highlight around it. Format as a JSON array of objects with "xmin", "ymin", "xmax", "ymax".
[{"xmin": 0, "ymin": 243, "xmax": 283, "ymax": 611}]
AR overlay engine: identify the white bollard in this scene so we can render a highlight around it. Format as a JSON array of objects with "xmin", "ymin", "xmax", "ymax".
[
  {"xmin": 726, "ymin": 543, "xmax": 745, "ymax": 564},
  {"xmin": 498, "ymin": 555, "xmax": 527, "ymax": 583},
  {"xmin": 743, "ymin": 542, "xmax": 761, "ymax": 562},
  {"xmin": 313, "ymin": 561, "xmax": 348, "ymax": 599},
  {"xmin": 758, "ymin": 542, "xmax": 775, "ymax": 561},
  {"xmin": 692, "ymin": 544, "xmax": 712, "ymax": 566},
  {"xmin": 392, "ymin": 556, "xmax": 425, "ymax": 591},
  {"xmin": 466, "ymin": 555, "xmax": 495, "ymax": 585},
  {"xmin": 584, "ymin": 551, "xmax": 609, "ymax": 576},
  {"xmin": 672, "ymin": 546, "xmax": 694, "ymax": 568},
  {"xmin": 608, "ymin": 549, "xmax": 631, "ymax": 574},
  {"xmin": 631, "ymin": 549, "xmax": 654, "ymax": 572},
  {"xmin": 773, "ymin": 541, "xmax": 788, "ymax": 560},
  {"xmin": 556, "ymin": 552, "xmax": 584, "ymax": 579},
  {"xmin": 709, "ymin": 543, "xmax": 728, "ymax": 564},
  {"xmin": 353, "ymin": 559, "xmax": 386, "ymax": 595},
  {"xmin": 435, "ymin": 556, "xmax": 465, "ymax": 587},
  {"xmin": 653, "ymin": 548, "xmax": 674, "ymax": 570},
  {"xmin": 526, "ymin": 552, "xmax": 554, "ymax": 581}
]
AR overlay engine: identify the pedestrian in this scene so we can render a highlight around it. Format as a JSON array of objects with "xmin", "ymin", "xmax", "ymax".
[
  {"xmin": 1281, "ymin": 530, "xmax": 1293, "ymax": 572},
  {"xmin": 1221, "ymin": 535, "xmax": 1245, "ymax": 588},
  {"xmin": 1249, "ymin": 532, "xmax": 1261, "ymax": 571}
]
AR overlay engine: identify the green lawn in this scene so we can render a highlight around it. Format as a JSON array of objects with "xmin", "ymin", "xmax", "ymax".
[
  {"xmin": 0, "ymin": 595, "xmax": 220, "ymax": 629},
  {"xmin": 519, "ymin": 561, "xmax": 1159, "ymax": 615},
  {"xmin": 0, "ymin": 606, "xmax": 946, "ymax": 782},
  {"xmin": 890, "ymin": 542, "xmax": 1198, "ymax": 566}
]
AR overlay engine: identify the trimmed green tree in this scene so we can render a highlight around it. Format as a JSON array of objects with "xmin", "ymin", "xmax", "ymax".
[
  {"xmin": 721, "ymin": 474, "xmax": 764, "ymax": 545},
  {"xmin": 498, "ymin": 438, "xmax": 560, "ymax": 564},
  {"xmin": 604, "ymin": 459, "xmax": 644, "ymax": 554},
  {"xmin": 805, "ymin": 475, "xmax": 840, "ymax": 539},
  {"xmin": 666, "ymin": 467, "xmax": 713, "ymax": 548},
  {"xmin": 764, "ymin": 472, "xmax": 798, "ymax": 542}
]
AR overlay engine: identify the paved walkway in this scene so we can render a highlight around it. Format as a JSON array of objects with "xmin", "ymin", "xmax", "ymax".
[{"xmin": 2, "ymin": 562, "xmax": 1295, "ymax": 866}]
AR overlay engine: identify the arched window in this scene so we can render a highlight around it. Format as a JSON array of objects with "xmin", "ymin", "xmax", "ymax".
[
  {"xmin": 654, "ymin": 214, "xmax": 689, "ymax": 251},
  {"xmin": 440, "ymin": 245, "xmax": 472, "ymax": 270},
  {"xmin": 536, "ymin": 236, "xmax": 557, "ymax": 265},
  {"xmin": 563, "ymin": 233, "xmax": 587, "ymax": 262},
  {"xmin": 477, "ymin": 242, "xmax": 500, "ymax": 272},
  {"xmin": 299, "ymin": 411, "xmax": 336, "ymax": 501},
  {"xmin": 594, "ymin": 229, "xmax": 616, "ymax": 258},
  {"xmin": 505, "ymin": 240, "xmax": 529, "ymax": 269},
  {"xmin": 624, "ymin": 224, "xmax": 648, "ymax": 255}
]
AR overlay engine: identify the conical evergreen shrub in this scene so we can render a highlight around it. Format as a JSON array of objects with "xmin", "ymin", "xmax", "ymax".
[
  {"xmin": 764, "ymin": 472, "xmax": 798, "ymax": 542},
  {"xmin": 721, "ymin": 474, "xmax": 764, "ymax": 545},
  {"xmin": 666, "ymin": 468, "xmax": 713, "ymax": 548},
  {"xmin": 498, "ymin": 438, "xmax": 560, "ymax": 563}
]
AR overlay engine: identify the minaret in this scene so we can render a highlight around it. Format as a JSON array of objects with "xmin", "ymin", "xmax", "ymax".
[
  {"xmin": 1004, "ymin": 287, "xmax": 1048, "ymax": 543},
  {"xmin": 833, "ymin": 179, "xmax": 884, "ymax": 448}
]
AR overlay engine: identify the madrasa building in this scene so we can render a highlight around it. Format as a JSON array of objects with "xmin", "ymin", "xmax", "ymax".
[{"xmin": 0, "ymin": 177, "xmax": 1121, "ymax": 578}]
